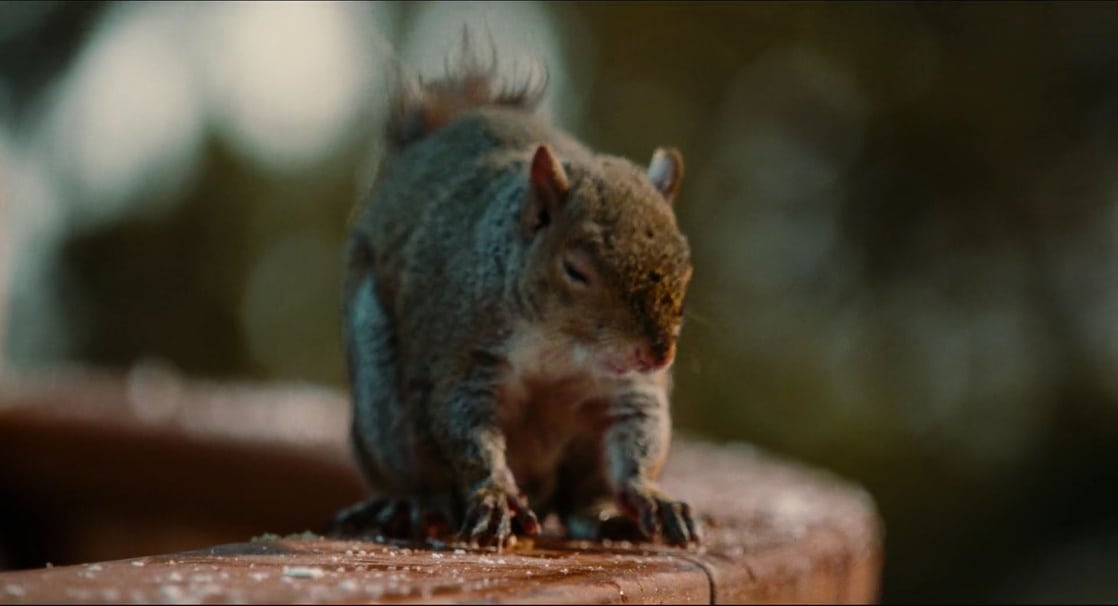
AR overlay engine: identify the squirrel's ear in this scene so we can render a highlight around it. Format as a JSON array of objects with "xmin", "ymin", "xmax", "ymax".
[
  {"xmin": 648, "ymin": 147, "xmax": 684, "ymax": 204},
  {"xmin": 523, "ymin": 143, "xmax": 570, "ymax": 235}
]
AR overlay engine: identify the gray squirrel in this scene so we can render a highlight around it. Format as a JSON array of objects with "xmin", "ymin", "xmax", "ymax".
[{"xmin": 331, "ymin": 37, "xmax": 698, "ymax": 548}]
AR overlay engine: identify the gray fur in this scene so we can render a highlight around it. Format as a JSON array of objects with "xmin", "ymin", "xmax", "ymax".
[{"xmin": 340, "ymin": 46, "xmax": 697, "ymax": 546}]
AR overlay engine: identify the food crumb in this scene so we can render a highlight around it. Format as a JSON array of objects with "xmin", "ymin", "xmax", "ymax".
[
  {"xmin": 283, "ymin": 566, "xmax": 326, "ymax": 580},
  {"xmin": 131, "ymin": 560, "xmax": 146, "ymax": 567},
  {"xmin": 4, "ymin": 585, "xmax": 25, "ymax": 597}
]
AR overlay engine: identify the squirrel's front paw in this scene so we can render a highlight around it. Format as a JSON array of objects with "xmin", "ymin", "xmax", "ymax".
[
  {"xmin": 616, "ymin": 481, "xmax": 701, "ymax": 546},
  {"xmin": 460, "ymin": 481, "xmax": 540, "ymax": 548}
]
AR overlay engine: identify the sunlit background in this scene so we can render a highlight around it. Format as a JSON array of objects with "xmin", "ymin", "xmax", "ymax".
[{"xmin": 3, "ymin": 1, "xmax": 1118, "ymax": 602}]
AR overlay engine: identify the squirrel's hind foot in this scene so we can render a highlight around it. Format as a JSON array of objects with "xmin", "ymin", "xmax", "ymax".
[
  {"xmin": 325, "ymin": 497, "xmax": 452, "ymax": 542},
  {"xmin": 564, "ymin": 494, "xmax": 702, "ymax": 547},
  {"xmin": 564, "ymin": 509, "xmax": 647, "ymax": 543}
]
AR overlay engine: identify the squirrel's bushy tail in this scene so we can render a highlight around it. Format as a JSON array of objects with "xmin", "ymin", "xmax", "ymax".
[{"xmin": 387, "ymin": 28, "xmax": 548, "ymax": 152}]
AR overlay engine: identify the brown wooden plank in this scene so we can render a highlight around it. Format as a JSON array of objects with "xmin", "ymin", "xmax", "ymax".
[
  {"xmin": 0, "ymin": 366, "xmax": 882, "ymax": 604},
  {"xmin": 658, "ymin": 441, "xmax": 883, "ymax": 604},
  {"xmin": 0, "ymin": 537, "xmax": 712, "ymax": 604}
]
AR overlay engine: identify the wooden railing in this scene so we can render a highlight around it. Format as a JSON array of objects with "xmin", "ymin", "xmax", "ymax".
[{"xmin": 0, "ymin": 366, "xmax": 882, "ymax": 604}]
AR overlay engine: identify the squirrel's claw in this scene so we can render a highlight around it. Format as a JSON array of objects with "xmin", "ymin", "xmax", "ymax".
[
  {"xmin": 658, "ymin": 498, "xmax": 699, "ymax": 546},
  {"xmin": 511, "ymin": 493, "xmax": 542, "ymax": 536},
  {"xmin": 617, "ymin": 483, "xmax": 701, "ymax": 547},
  {"xmin": 461, "ymin": 485, "xmax": 540, "ymax": 549}
]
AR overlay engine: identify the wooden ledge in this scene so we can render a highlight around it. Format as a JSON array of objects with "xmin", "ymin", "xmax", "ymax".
[{"xmin": 0, "ymin": 366, "xmax": 883, "ymax": 604}]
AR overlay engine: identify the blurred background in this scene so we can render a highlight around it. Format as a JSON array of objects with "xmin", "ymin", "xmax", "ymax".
[{"xmin": 2, "ymin": 1, "xmax": 1118, "ymax": 602}]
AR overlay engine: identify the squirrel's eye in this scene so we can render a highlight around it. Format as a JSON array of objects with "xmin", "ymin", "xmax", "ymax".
[
  {"xmin": 562, "ymin": 249, "xmax": 597, "ymax": 288},
  {"xmin": 563, "ymin": 259, "xmax": 589, "ymax": 285}
]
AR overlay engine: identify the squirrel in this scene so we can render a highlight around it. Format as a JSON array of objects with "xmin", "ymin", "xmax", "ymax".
[{"xmin": 329, "ymin": 36, "xmax": 698, "ymax": 549}]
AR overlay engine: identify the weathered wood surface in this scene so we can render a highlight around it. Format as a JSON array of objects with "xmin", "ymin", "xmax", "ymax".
[{"xmin": 0, "ymin": 365, "xmax": 883, "ymax": 604}]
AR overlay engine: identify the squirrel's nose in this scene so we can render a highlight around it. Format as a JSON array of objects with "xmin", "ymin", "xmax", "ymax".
[{"xmin": 635, "ymin": 340, "xmax": 674, "ymax": 372}]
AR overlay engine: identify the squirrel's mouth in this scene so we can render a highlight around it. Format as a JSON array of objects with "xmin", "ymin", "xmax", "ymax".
[
  {"xmin": 602, "ymin": 360, "xmax": 632, "ymax": 376},
  {"xmin": 597, "ymin": 343, "xmax": 674, "ymax": 376}
]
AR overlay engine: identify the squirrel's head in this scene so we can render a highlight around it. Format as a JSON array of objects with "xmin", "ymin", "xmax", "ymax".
[{"xmin": 519, "ymin": 143, "xmax": 692, "ymax": 376}]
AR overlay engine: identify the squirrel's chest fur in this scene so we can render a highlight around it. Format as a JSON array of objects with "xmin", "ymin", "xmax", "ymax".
[{"xmin": 495, "ymin": 324, "xmax": 615, "ymax": 491}]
